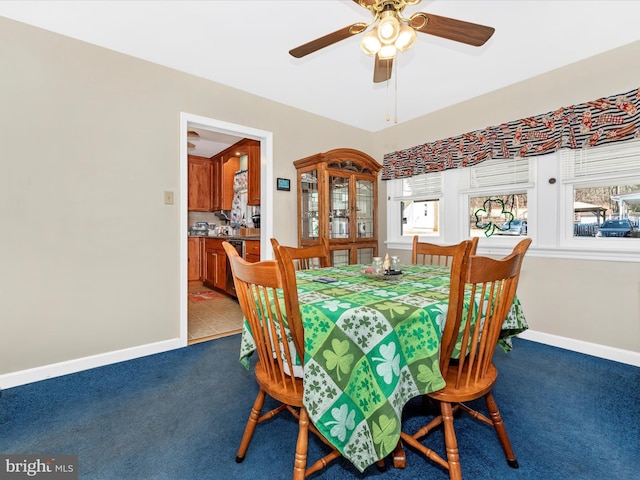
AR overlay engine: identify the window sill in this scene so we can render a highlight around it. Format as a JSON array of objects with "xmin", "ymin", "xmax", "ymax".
[{"xmin": 385, "ymin": 240, "xmax": 640, "ymax": 263}]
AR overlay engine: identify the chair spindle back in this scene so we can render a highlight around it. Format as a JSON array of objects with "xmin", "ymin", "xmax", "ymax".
[
  {"xmin": 412, "ymin": 236, "xmax": 478, "ymax": 266},
  {"xmin": 271, "ymin": 237, "xmax": 331, "ymax": 271},
  {"xmin": 440, "ymin": 238, "xmax": 531, "ymax": 389},
  {"xmin": 224, "ymin": 242, "xmax": 304, "ymax": 394}
]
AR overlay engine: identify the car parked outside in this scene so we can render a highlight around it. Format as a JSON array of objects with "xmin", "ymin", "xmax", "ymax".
[
  {"xmin": 596, "ymin": 219, "xmax": 636, "ymax": 237},
  {"xmin": 497, "ymin": 219, "xmax": 528, "ymax": 235}
]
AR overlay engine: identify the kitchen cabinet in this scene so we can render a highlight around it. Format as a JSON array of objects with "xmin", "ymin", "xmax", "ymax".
[
  {"xmin": 209, "ymin": 138, "xmax": 260, "ymax": 211},
  {"xmin": 242, "ymin": 139, "xmax": 261, "ymax": 205},
  {"xmin": 211, "ymin": 150, "xmax": 239, "ymax": 211},
  {"xmin": 188, "ymin": 237, "xmax": 202, "ymax": 281},
  {"xmin": 294, "ymin": 148, "xmax": 381, "ymax": 266},
  {"xmin": 203, "ymin": 238, "xmax": 227, "ymax": 292},
  {"xmin": 210, "ymin": 155, "xmax": 222, "ymax": 211},
  {"xmin": 244, "ymin": 240, "xmax": 260, "ymax": 263},
  {"xmin": 188, "ymin": 155, "xmax": 212, "ymax": 211}
]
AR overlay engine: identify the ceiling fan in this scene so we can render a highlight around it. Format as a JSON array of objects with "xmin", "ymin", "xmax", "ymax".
[
  {"xmin": 187, "ymin": 130, "xmax": 199, "ymax": 150},
  {"xmin": 289, "ymin": 0, "xmax": 495, "ymax": 83}
]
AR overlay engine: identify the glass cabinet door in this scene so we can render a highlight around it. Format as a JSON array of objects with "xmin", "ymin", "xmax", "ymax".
[
  {"xmin": 355, "ymin": 179, "xmax": 375, "ymax": 239},
  {"xmin": 356, "ymin": 247, "xmax": 375, "ymax": 265},
  {"xmin": 295, "ymin": 149, "xmax": 381, "ymax": 266},
  {"xmin": 329, "ymin": 174, "xmax": 350, "ymax": 240},
  {"xmin": 330, "ymin": 249, "xmax": 350, "ymax": 267},
  {"xmin": 300, "ymin": 170, "xmax": 319, "ymax": 241}
]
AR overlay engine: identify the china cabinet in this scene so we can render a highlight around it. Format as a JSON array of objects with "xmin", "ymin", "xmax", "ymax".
[{"xmin": 294, "ymin": 148, "xmax": 381, "ymax": 266}]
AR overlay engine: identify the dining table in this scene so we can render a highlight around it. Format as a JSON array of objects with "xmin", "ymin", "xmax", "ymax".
[{"xmin": 239, "ymin": 263, "xmax": 528, "ymax": 473}]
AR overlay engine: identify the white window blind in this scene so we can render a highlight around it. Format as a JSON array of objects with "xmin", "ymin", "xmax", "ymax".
[
  {"xmin": 393, "ymin": 171, "xmax": 442, "ymax": 200},
  {"xmin": 560, "ymin": 139, "xmax": 640, "ymax": 183},
  {"xmin": 460, "ymin": 157, "xmax": 535, "ymax": 192}
]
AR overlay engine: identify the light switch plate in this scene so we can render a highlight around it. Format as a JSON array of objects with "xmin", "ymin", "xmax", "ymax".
[{"xmin": 164, "ymin": 191, "xmax": 174, "ymax": 205}]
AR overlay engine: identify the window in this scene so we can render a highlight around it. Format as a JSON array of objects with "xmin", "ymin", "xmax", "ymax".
[
  {"xmin": 560, "ymin": 140, "xmax": 640, "ymax": 247},
  {"xmin": 387, "ymin": 171, "xmax": 442, "ymax": 242},
  {"xmin": 401, "ymin": 199, "xmax": 440, "ymax": 235},
  {"xmin": 461, "ymin": 157, "xmax": 535, "ymax": 239},
  {"xmin": 469, "ymin": 194, "xmax": 529, "ymax": 237},
  {"xmin": 386, "ymin": 141, "xmax": 640, "ymax": 260}
]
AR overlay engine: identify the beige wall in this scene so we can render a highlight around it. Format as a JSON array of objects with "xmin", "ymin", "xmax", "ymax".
[
  {"xmin": 372, "ymin": 41, "xmax": 640, "ymax": 355},
  {"xmin": 0, "ymin": 17, "xmax": 373, "ymax": 376},
  {"xmin": 1, "ymin": 17, "xmax": 638, "ymax": 381}
]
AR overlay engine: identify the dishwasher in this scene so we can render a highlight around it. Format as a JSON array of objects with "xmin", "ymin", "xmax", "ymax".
[{"xmin": 225, "ymin": 239, "xmax": 243, "ymax": 296}]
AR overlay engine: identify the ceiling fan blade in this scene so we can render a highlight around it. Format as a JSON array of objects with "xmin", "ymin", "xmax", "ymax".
[
  {"xmin": 289, "ymin": 23, "xmax": 366, "ymax": 58},
  {"xmin": 412, "ymin": 12, "xmax": 495, "ymax": 47},
  {"xmin": 373, "ymin": 55, "xmax": 393, "ymax": 83}
]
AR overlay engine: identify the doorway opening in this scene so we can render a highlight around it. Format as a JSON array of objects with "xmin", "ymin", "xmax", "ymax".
[{"xmin": 180, "ymin": 112, "xmax": 273, "ymax": 346}]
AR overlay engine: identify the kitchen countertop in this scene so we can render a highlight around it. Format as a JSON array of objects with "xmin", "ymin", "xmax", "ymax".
[{"xmin": 189, "ymin": 234, "xmax": 260, "ymax": 241}]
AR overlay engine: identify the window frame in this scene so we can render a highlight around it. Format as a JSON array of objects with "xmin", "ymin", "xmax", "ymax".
[
  {"xmin": 559, "ymin": 176, "xmax": 640, "ymax": 254},
  {"xmin": 461, "ymin": 186, "xmax": 535, "ymax": 247},
  {"xmin": 386, "ymin": 171, "xmax": 445, "ymax": 246},
  {"xmin": 557, "ymin": 141, "xmax": 640, "ymax": 257},
  {"xmin": 385, "ymin": 146, "xmax": 640, "ymax": 262}
]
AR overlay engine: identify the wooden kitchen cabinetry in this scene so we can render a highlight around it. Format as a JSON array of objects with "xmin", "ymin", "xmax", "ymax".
[
  {"xmin": 211, "ymin": 150, "xmax": 239, "ymax": 211},
  {"xmin": 188, "ymin": 155, "xmax": 212, "ymax": 211},
  {"xmin": 210, "ymin": 155, "xmax": 222, "ymax": 211},
  {"xmin": 294, "ymin": 148, "xmax": 381, "ymax": 266},
  {"xmin": 203, "ymin": 238, "xmax": 227, "ymax": 292},
  {"xmin": 190, "ymin": 138, "xmax": 260, "ymax": 212},
  {"xmin": 188, "ymin": 237, "xmax": 202, "ymax": 281},
  {"xmin": 244, "ymin": 240, "xmax": 260, "ymax": 263},
  {"xmin": 241, "ymin": 139, "xmax": 261, "ymax": 205}
]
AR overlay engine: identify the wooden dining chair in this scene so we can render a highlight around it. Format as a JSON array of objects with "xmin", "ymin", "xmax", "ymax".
[
  {"xmin": 400, "ymin": 237, "xmax": 531, "ymax": 480},
  {"xmin": 223, "ymin": 241, "xmax": 341, "ymax": 480},
  {"xmin": 412, "ymin": 236, "xmax": 479, "ymax": 266},
  {"xmin": 270, "ymin": 237, "xmax": 331, "ymax": 270}
]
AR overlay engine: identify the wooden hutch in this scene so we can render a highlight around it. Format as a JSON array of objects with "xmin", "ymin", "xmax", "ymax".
[{"xmin": 294, "ymin": 148, "xmax": 381, "ymax": 266}]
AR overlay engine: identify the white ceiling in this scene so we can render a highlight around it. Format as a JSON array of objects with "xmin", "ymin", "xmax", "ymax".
[
  {"xmin": 186, "ymin": 128, "xmax": 245, "ymax": 159},
  {"xmin": 2, "ymin": 0, "xmax": 640, "ymax": 156}
]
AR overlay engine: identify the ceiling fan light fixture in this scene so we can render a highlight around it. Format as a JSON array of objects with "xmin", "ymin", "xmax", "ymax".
[
  {"xmin": 395, "ymin": 24, "xmax": 416, "ymax": 52},
  {"xmin": 360, "ymin": 28, "xmax": 382, "ymax": 56},
  {"xmin": 378, "ymin": 44, "xmax": 397, "ymax": 60},
  {"xmin": 377, "ymin": 12, "xmax": 400, "ymax": 44}
]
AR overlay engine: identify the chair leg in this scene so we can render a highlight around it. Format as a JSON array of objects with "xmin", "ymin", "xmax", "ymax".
[
  {"xmin": 292, "ymin": 406, "xmax": 310, "ymax": 480},
  {"xmin": 484, "ymin": 393, "xmax": 519, "ymax": 469},
  {"xmin": 441, "ymin": 401, "xmax": 462, "ymax": 480},
  {"xmin": 392, "ymin": 440, "xmax": 406, "ymax": 469},
  {"xmin": 235, "ymin": 390, "xmax": 266, "ymax": 463}
]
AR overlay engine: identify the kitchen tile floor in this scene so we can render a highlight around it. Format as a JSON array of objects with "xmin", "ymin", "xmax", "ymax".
[{"xmin": 188, "ymin": 283, "xmax": 244, "ymax": 344}]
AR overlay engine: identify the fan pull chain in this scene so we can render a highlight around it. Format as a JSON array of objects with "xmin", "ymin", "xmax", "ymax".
[
  {"xmin": 384, "ymin": 58, "xmax": 399, "ymax": 123},
  {"xmin": 386, "ymin": 62, "xmax": 390, "ymax": 122},
  {"xmin": 394, "ymin": 57, "xmax": 398, "ymax": 124}
]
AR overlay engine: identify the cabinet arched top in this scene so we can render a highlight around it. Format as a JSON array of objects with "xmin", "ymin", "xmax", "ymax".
[{"xmin": 293, "ymin": 148, "xmax": 382, "ymax": 174}]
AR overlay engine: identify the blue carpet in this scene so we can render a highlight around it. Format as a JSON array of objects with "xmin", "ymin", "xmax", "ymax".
[{"xmin": 1, "ymin": 336, "xmax": 638, "ymax": 479}]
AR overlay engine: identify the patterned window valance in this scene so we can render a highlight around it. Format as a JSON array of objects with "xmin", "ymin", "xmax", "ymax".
[{"xmin": 382, "ymin": 86, "xmax": 640, "ymax": 180}]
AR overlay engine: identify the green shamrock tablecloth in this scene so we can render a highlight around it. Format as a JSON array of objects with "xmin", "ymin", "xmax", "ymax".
[{"xmin": 239, "ymin": 264, "xmax": 528, "ymax": 472}]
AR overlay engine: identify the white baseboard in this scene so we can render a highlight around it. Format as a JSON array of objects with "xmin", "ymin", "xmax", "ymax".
[
  {"xmin": 519, "ymin": 330, "xmax": 640, "ymax": 367},
  {"xmin": 0, "ymin": 338, "xmax": 183, "ymax": 390},
  {"xmin": 2, "ymin": 331, "xmax": 637, "ymax": 390}
]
